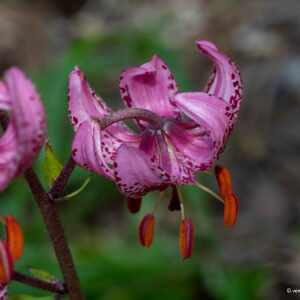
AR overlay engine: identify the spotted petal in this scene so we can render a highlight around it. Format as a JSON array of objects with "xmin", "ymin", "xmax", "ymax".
[
  {"xmin": 172, "ymin": 92, "xmax": 229, "ymax": 157},
  {"xmin": 69, "ymin": 68, "xmax": 140, "ymax": 179},
  {"xmin": 114, "ymin": 144, "xmax": 168, "ymax": 199},
  {"xmin": 165, "ymin": 121, "xmax": 214, "ymax": 172},
  {"xmin": 119, "ymin": 55, "xmax": 178, "ymax": 118},
  {"xmin": 0, "ymin": 123, "xmax": 19, "ymax": 191},
  {"xmin": 0, "ymin": 83, "xmax": 10, "ymax": 111},
  {"xmin": 197, "ymin": 40, "xmax": 243, "ymax": 125},
  {"xmin": 0, "ymin": 68, "xmax": 46, "ymax": 191},
  {"xmin": 139, "ymin": 129, "xmax": 194, "ymax": 185},
  {"xmin": 4, "ymin": 68, "xmax": 46, "ymax": 174},
  {"xmin": 68, "ymin": 67, "xmax": 110, "ymax": 130}
]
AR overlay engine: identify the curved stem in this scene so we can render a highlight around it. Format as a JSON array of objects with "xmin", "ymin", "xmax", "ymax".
[
  {"xmin": 49, "ymin": 157, "xmax": 76, "ymax": 200},
  {"xmin": 95, "ymin": 107, "xmax": 164, "ymax": 130},
  {"xmin": 13, "ymin": 271, "xmax": 66, "ymax": 294},
  {"xmin": 24, "ymin": 168, "xmax": 84, "ymax": 300}
]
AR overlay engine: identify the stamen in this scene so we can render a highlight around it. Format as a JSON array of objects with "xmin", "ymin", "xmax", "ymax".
[
  {"xmin": 179, "ymin": 218, "xmax": 194, "ymax": 259},
  {"xmin": 214, "ymin": 166, "xmax": 239, "ymax": 228},
  {"xmin": 176, "ymin": 187, "xmax": 185, "ymax": 220},
  {"xmin": 224, "ymin": 193, "xmax": 239, "ymax": 227},
  {"xmin": 194, "ymin": 181, "xmax": 223, "ymax": 203},
  {"xmin": 139, "ymin": 214, "xmax": 155, "ymax": 248},
  {"xmin": 127, "ymin": 198, "xmax": 142, "ymax": 214},
  {"xmin": 5, "ymin": 216, "xmax": 24, "ymax": 262},
  {"xmin": 152, "ymin": 191, "xmax": 165, "ymax": 214},
  {"xmin": 215, "ymin": 165, "xmax": 232, "ymax": 198},
  {"xmin": 168, "ymin": 186, "xmax": 181, "ymax": 211}
]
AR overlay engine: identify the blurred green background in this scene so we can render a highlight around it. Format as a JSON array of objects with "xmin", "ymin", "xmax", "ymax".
[{"xmin": 1, "ymin": 0, "xmax": 300, "ymax": 299}]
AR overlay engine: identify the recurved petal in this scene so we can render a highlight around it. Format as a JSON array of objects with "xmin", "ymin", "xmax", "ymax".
[
  {"xmin": 72, "ymin": 121, "xmax": 115, "ymax": 179},
  {"xmin": 68, "ymin": 67, "xmax": 111, "ymax": 130},
  {"xmin": 172, "ymin": 92, "xmax": 229, "ymax": 155},
  {"xmin": 0, "ymin": 124, "xmax": 18, "ymax": 191},
  {"xmin": 196, "ymin": 40, "xmax": 243, "ymax": 120},
  {"xmin": 4, "ymin": 67, "xmax": 46, "ymax": 174},
  {"xmin": 165, "ymin": 121, "xmax": 214, "ymax": 172},
  {"xmin": 119, "ymin": 55, "xmax": 178, "ymax": 118},
  {"xmin": 114, "ymin": 144, "xmax": 168, "ymax": 199},
  {"xmin": 0, "ymin": 82, "xmax": 10, "ymax": 111}
]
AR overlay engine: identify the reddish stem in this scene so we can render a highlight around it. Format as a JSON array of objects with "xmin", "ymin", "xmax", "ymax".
[
  {"xmin": 13, "ymin": 271, "xmax": 66, "ymax": 294},
  {"xmin": 24, "ymin": 168, "xmax": 84, "ymax": 300},
  {"xmin": 96, "ymin": 107, "xmax": 164, "ymax": 130}
]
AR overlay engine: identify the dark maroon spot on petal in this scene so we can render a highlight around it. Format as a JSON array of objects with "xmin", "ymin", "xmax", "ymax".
[
  {"xmin": 73, "ymin": 117, "xmax": 78, "ymax": 124},
  {"xmin": 120, "ymin": 87, "xmax": 126, "ymax": 94},
  {"xmin": 72, "ymin": 149, "xmax": 78, "ymax": 156}
]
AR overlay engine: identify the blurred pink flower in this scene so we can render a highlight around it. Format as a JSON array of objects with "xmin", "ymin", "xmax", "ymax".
[
  {"xmin": 0, "ymin": 68, "xmax": 46, "ymax": 191},
  {"xmin": 69, "ymin": 40, "xmax": 242, "ymax": 202}
]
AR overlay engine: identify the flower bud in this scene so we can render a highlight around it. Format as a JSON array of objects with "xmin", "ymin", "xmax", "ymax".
[
  {"xmin": 139, "ymin": 214, "xmax": 155, "ymax": 248},
  {"xmin": 179, "ymin": 218, "xmax": 194, "ymax": 259}
]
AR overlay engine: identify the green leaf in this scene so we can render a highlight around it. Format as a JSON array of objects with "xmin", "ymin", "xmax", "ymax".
[
  {"xmin": 43, "ymin": 142, "xmax": 63, "ymax": 186},
  {"xmin": 28, "ymin": 267, "xmax": 57, "ymax": 284}
]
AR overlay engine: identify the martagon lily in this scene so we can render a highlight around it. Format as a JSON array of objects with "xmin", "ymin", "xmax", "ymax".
[
  {"xmin": 0, "ymin": 68, "xmax": 46, "ymax": 191},
  {"xmin": 68, "ymin": 40, "xmax": 243, "ymax": 258}
]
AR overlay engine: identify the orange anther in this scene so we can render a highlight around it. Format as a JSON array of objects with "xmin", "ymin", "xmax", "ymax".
[
  {"xmin": 215, "ymin": 165, "xmax": 233, "ymax": 198},
  {"xmin": 224, "ymin": 193, "xmax": 239, "ymax": 227},
  {"xmin": 139, "ymin": 214, "xmax": 155, "ymax": 248},
  {"xmin": 127, "ymin": 198, "xmax": 142, "ymax": 214},
  {"xmin": 179, "ymin": 218, "xmax": 194, "ymax": 260},
  {"xmin": 5, "ymin": 216, "xmax": 24, "ymax": 262}
]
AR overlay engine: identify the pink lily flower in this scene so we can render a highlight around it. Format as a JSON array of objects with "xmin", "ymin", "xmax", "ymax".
[
  {"xmin": 0, "ymin": 68, "xmax": 46, "ymax": 191},
  {"xmin": 69, "ymin": 40, "xmax": 242, "ymax": 200},
  {"xmin": 69, "ymin": 40, "xmax": 242, "ymax": 258}
]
